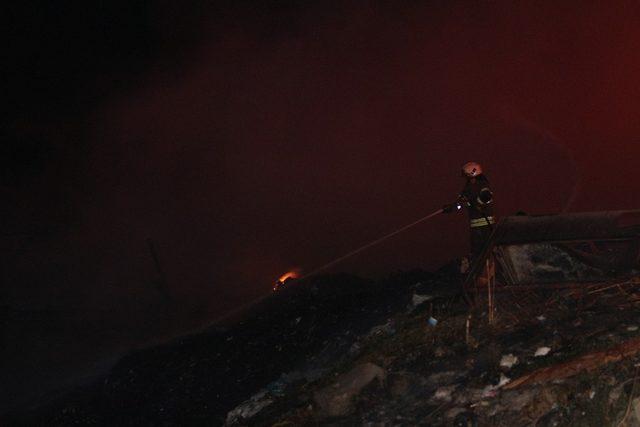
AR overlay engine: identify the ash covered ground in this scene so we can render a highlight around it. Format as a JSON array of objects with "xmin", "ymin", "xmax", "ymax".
[{"xmin": 8, "ymin": 263, "xmax": 640, "ymax": 426}]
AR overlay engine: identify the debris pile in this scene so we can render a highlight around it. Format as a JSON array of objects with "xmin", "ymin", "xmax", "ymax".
[
  {"xmin": 226, "ymin": 278, "xmax": 640, "ymax": 426},
  {"xmin": 9, "ymin": 212, "xmax": 640, "ymax": 427}
]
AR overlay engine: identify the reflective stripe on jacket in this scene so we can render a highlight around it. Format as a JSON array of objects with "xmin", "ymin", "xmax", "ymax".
[{"xmin": 470, "ymin": 216, "xmax": 495, "ymax": 228}]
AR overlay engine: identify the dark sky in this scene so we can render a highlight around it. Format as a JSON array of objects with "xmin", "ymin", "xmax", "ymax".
[{"xmin": 4, "ymin": 0, "xmax": 640, "ymax": 411}]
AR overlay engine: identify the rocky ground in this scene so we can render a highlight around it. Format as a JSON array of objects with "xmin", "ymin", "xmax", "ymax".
[
  {"xmin": 5, "ymin": 270, "xmax": 432, "ymax": 426},
  {"xmin": 8, "ymin": 266, "xmax": 640, "ymax": 426},
  {"xmin": 227, "ymin": 277, "xmax": 640, "ymax": 426}
]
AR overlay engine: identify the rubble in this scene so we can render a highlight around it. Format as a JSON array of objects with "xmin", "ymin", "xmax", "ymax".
[
  {"xmin": 499, "ymin": 354, "xmax": 518, "ymax": 369},
  {"xmin": 433, "ymin": 385, "xmax": 457, "ymax": 402},
  {"xmin": 365, "ymin": 319, "xmax": 396, "ymax": 338},
  {"xmin": 411, "ymin": 292, "xmax": 433, "ymax": 308},
  {"xmin": 506, "ymin": 337, "xmax": 640, "ymax": 390},
  {"xmin": 313, "ymin": 363, "xmax": 386, "ymax": 417},
  {"xmin": 480, "ymin": 373, "xmax": 511, "ymax": 398},
  {"xmin": 534, "ymin": 346, "xmax": 552, "ymax": 357},
  {"xmin": 225, "ymin": 390, "xmax": 273, "ymax": 426},
  {"xmin": 13, "ymin": 210, "xmax": 640, "ymax": 426},
  {"xmin": 254, "ymin": 209, "xmax": 640, "ymax": 426},
  {"xmin": 243, "ymin": 272, "xmax": 640, "ymax": 426},
  {"xmin": 18, "ymin": 269, "xmax": 640, "ymax": 427}
]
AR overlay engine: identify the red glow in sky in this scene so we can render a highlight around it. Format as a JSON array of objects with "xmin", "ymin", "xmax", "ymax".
[
  {"xmin": 6, "ymin": 2, "xmax": 640, "ymax": 411},
  {"xmin": 8, "ymin": 2, "xmax": 640, "ymax": 318},
  {"xmin": 95, "ymin": 2, "xmax": 640, "ymax": 306}
]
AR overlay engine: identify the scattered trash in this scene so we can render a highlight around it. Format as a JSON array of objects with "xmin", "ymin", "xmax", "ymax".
[
  {"xmin": 349, "ymin": 342, "xmax": 362, "ymax": 355},
  {"xmin": 367, "ymin": 320, "xmax": 396, "ymax": 337},
  {"xmin": 27, "ymin": 235, "xmax": 640, "ymax": 427},
  {"xmin": 223, "ymin": 267, "xmax": 640, "ymax": 425},
  {"xmin": 499, "ymin": 354, "xmax": 518, "ymax": 369},
  {"xmin": 433, "ymin": 385, "xmax": 457, "ymax": 402},
  {"xmin": 534, "ymin": 347, "xmax": 551, "ymax": 357},
  {"xmin": 314, "ymin": 363, "xmax": 386, "ymax": 417},
  {"xmin": 506, "ymin": 337, "xmax": 640, "ymax": 390},
  {"xmin": 411, "ymin": 293, "xmax": 433, "ymax": 307},
  {"xmin": 481, "ymin": 374, "xmax": 511, "ymax": 398},
  {"xmin": 225, "ymin": 390, "xmax": 274, "ymax": 426},
  {"xmin": 497, "ymin": 374, "xmax": 511, "ymax": 387},
  {"xmin": 498, "ymin": 373, "xmax": 511, "ymax": 387}
]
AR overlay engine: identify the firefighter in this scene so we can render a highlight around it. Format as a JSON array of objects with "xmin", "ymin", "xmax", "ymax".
[{"xmin": 443, "ymin": 162, "xmax": 496, "ymax": 260}]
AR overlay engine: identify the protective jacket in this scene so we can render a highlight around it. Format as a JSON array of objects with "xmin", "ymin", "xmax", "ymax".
[
  {"xmin": 459, "ymin": 175, "xmax": 495, "ymax": 228},
  {"xmin": 458, "ymin": 175, "xmax": 495, "ymax": 258}
]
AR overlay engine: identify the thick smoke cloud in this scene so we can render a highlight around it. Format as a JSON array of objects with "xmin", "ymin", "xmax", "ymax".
[{"xmin": 4, "ymin": 0, "xmax": 640, "ymax": 414}]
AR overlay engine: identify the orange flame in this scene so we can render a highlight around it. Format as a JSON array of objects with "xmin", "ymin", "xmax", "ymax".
[
  {"xmin": 273, "ymin": 269, "xmax": 302, "ymax": 291},
  {"xmin": 278, "ymin": 269, "xmax": 300, "ymax": 283}
]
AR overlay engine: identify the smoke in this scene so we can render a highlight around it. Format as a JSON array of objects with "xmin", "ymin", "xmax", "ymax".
[
  {"xmin": 497, "ymin": 110, "xmax": 581, "ymax": 213},
  {"xmin": 6, "ymin": 0, "xmax": 640, "ymax": 415}
]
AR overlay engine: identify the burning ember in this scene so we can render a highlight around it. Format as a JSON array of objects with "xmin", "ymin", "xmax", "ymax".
[
  {"xmin": 278, "ymin": 271, "xmax": 300, "ymax": 282},
  {"xmin": 273, "ymin": 269, "xmax": 301, "ymax": 291}
]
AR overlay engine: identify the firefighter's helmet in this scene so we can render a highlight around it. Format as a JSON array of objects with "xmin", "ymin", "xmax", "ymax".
[{"xmin": 461, "ymin": 162, "xmax": 483, "ymax": 178}]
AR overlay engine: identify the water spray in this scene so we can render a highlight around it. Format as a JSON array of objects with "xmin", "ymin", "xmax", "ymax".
[{"xmin": 299, "ymin": 207, "xmax": 445, "ymax": 280}]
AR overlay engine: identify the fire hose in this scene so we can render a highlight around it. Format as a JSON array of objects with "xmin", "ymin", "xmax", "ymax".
[
  {"xmin": 214, "ymin": 208, "xmax": 445, "ymax": 324},
  {"xmin": 300, "ymin": 208, "xmax": 445, "ymax": 280}
]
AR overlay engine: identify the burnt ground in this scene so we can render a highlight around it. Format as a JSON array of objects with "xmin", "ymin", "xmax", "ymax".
[
  {"xmin": 5, "ymin": 269, "xmax": 444, "ymax": 426},
  {"xmin": 243, "ymin": 279, "xmax": 640, "ymax": 426},
  {"xmin": 8, "ymin": 265, "xmax": 640, "ymax": 426}
]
